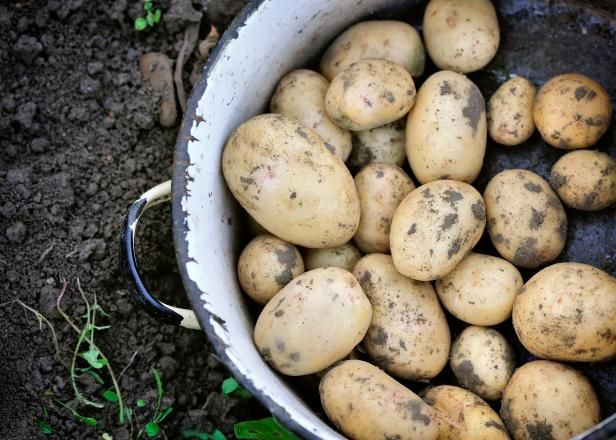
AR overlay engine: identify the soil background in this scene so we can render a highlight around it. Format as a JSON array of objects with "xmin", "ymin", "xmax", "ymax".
[{"xmin": 0, "ymin": 1, "xmax": 270, "ymax": 439}]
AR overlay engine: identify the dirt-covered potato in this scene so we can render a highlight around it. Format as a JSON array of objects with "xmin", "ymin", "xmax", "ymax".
[
  {"xmin": 325, "ymin": 59, "xmax": 416, "ymax": 131},
  {"xmin": 501, "ymin": 360, "xmax": 600, "ymax": 439},
  {"xmin": 270, "ymin": 69, "xmax": 352, "ymax": 161},
  {"xmin": 406, "ymin": 70, "xmax": 486, "ymax": 184},
  {"xmin": 550, "ymin": 150, "xmax": 616, "ymax": 211},
  {"xmin": 354, "ymin": 254, "xmax": 450, "ymax": 380},
  {"xmin": 254, "ymin": 267, "xmax": 371, "ymax": 375},
  {"xmin": 435, "ymin": 252, "xmax": 523, "ymax": 326},
  {"xmin": 488, "ymin": 77, "xmax": 536, "ymax": 146},
  {"xmin": 237, "ymin": 235, "xmax": 304, "ymax": 305},
  {"xmin": 320, "ymin": 20, "xmax": 426, "ymax": 80},
  {"xmin": 424, "ymin": 385, "xmax": 510, "ymax": 440},
  {"xmin": 513, "ymin": 262, "xmax": 616, "ymax": 362},
  {"xmin": 222, "ymin": 114, "xmax": 360, "ymax": 248},
  {"xmin": 450, "ymin": 326, "xmax": 515, "ymax": 400},
  {"xmin": 390, "ymin": 180, "xmax": 486, "ymax": 281},
  {"xmin": 320, "ymin": 360, "xmax": 439, "ymax": 440},
  {"xmin": 354, "ymin": 163, "xmax": 415, "ymax": 253},
  {"xmin": 423, "ymin": 0, "xmax": 499, "ymax": 73},
  {"xmin": 347, "ymin": 120, "xmax": 406, "ymax": 171},
  {"xmin": 533, "ymin": 73, "xmax": 612, "ymax": 149},
  {"xmin": 303, "ymin": 243, "xmax": 362, "ymax": 272},
  {"xmin": 484, "ymin": 169, "xmax": 567, "ymax": 268}
]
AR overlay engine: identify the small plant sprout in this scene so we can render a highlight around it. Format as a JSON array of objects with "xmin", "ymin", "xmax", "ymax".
[
  {"xmin": 36, "ymin": 405, "xmax": 53, "ymax": 435},
  {"xmin": 138, "ymin": 368, "xmax": 175, "ymax": 438},
  {"xmin": 135, "ymin": 1, "xmax": 162, "ymax": 31},
  {"xmin": 221, "ymin": 377, "xmax": 252, "ymax": 399},
  {"xmin": 234, "ymin": 417, "xmax": 300, "ymax": 440}
]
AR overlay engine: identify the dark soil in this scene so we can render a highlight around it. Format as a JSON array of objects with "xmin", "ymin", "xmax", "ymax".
[{"xmin": 0, "ymin": 1, "xmax": 269, "ymax": 439}]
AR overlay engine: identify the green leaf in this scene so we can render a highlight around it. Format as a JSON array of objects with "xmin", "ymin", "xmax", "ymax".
[
  {"xmin": 211, "ymin": 429, "xmax": 227, "ymax": 440},
  {"xmin": 135, "ymin": 17, "xmax": 147, "ymax": 31},
  {"xmin": 123, "ymin": 407, "xmax": 133, "ymax": 424},
  {"xmin": 144, "ymin": 1, "xmax": 153, "ymax": 10},
  {"xmin": 155, "ymin": 406, "xmax": 174, "ymax": 423},
  {"xmin": 233, "ymin": 388, "xmax": 252, "ymax": 399},
  {"xmin": 103, "ymin": 389, "xmax": 119, "ymax": 402},
  {"xmin": 152, "ymin": 368, "xmax": 163, "ymax": 398},
  {"xmin": 81, "ymin": 348, "xmax": 107, "ymax": 369},
  {"xmin": 153, "ymin": 9, "xmax": 161, "ymax": 23},
  {"xmin": 180, "ymin": 430, "xmax": 209, "ymax": 440},
  {"xmin": 146, "ymin": 13, "xmax": 154, "ymax": 27},
  {"xmin": 43, "ymin": 389, "xmax": 54, "ymax": 397},
  {"xmin": 55, "ymin": 399, "xmax": 99, "ymax": 427},
  {"xmin": 146, "ymin": 421, "xmax": 160, "ymax": 437},
  {"xmin": 102, "ymin": 433, "xmax": 113, "ymax": 440},
  {"xmin": 81, "ymin": 416, "xmax": 98, "ymax": 427},
  {"xmin": 37, "ymin": 419, "xmax": 53, "ymax": 435},
  {"xmin": 137, "ymin": 399, "xmax": 146, "ymax": 407},
  {"xmin": 221, "ymin": 377, "xmax": 239, "ymax": 395},
  {"xmin": 234, "ymin": 418, "xmax": 299, "ymax": 440}
]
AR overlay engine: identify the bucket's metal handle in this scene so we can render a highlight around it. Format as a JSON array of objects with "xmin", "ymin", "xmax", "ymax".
[{"xmin": 120, "ymin": 180, "xmax": 200, "ymax": 330}]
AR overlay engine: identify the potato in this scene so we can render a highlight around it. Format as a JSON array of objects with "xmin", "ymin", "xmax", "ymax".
[
  {"xmin": 549, "ymin": 150, "xmax": 616, "ymax": 211},
  {"xmin": 325, "ymin": 59, "xmax": 416, "ymax": 131},
  {"xmin": 254, "ymin": 267, "xmax": 371, "ymax": 375},
  {"xmin": 270, "ymin": 69, "xmax": 352, "ymax": 161},
  {"xmin": 237, "ymin": 235, "xmax": 304, "ymax": 305},
  {"xmin": 222, "ymin": 114, "xmax": 360, "ymax": 248},
  {"xmin": 320, "ymin": 20, "xmax": 426, "ymax": 80},
  {"xmin": 304, "ymin": 243, "xmax": 362, "ymax": 272},
  {"xmin": 354, "ymin": 254, "xmax": 450, "ymax": 380},
  {"xmin": 513, "ymin": 262, "xmax": 616, "ymax": 362},
  {"xmin": 424, "ymin": 385, "xmax": 509, "ymax": 440},
  {"xmin": 320, "ymin": 360, "xmax": 439, "ymax": 440},
  {"xmin": 406, "ymin": 70, "xmax": 486, "ymax": 184},
  {"xmin": 501, "ymin": 360, "xmax": 600, "ymax": 440},
  {"xmin": 435, "ymin": 252, "xmax": 523, "ymax": 326},
  {"xmin": 484, "ymin": 169, "xmax": 567, "ymax": 268},
  {"xmin": 423, "ymin": 0, "xmax": 499, "ymax": 73},
  {"xmin": 450, "ymin": 326, "xmax": 515, "ymax": 400},
  {"xmin": 347, "ymin": 120, "xmax": 406, "ymax": 171},
  {"xmin": 354, "ymin": 163, "xmax": 415, "ymax": 253},
  {"xmin": 390, "ymin": 180, "xmax": 486, "ymax": 281},
  {"xmin": 488, "ymin": 77, "xmax": 536, "ymax": 146},
  {"xmin": 533, "ymin": 73, "xmax": 612, "ymax": 149}
]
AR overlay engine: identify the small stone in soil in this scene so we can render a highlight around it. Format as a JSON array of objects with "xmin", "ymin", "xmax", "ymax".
[{"xmin": 13, "ymin": 35, "xmax": 42, "ymax": 64}]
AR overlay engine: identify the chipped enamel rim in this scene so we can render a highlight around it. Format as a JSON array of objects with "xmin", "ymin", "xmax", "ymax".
[{"xmin": 169, "ymin": 0, "xmax": 616, "ymax": 439}]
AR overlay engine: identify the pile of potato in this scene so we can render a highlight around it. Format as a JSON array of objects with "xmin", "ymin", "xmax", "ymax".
[{"xmin": 222, "ymin": 0, "xmax": 616, "ymax": 438}]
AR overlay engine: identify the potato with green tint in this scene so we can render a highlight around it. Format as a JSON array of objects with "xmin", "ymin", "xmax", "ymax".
[
  {"xmin": 424, "ymin": 385, "xmax": 510, "ymax": 440},
  {"xmin": 501, "ymin": 360, "xmax": 600, "ymax": 440},
  {"xmin": 320, "ymin": 20, "xmax": 426, "ymax": 80},
  {"xmin": 423, "ymin": 0, "xmax": 500, "ymax": 73},
  {"xmin": 347, "ymin": 120, "xmax": 406, "ymax": 171},
  {"xmin": 550, "ymin": 150, "xmax": 616, "ymax": 211},
  {"xmin": 354, "ymin": 163, "xmax": 415, "ymax": 253},
  {"xmin": 484, "ymin": 169, "xmax": 567, "ymax": 268},
  {"xmin": 254, "ymin": 267, "xmax": 371, "ymax": 376},
  {"xmin": 354, "ymin": 254, "xmax": 451, "ymax": 380},
  {"xmin": 533, "ymin": 73, "xmax": 612, "ymax": 149},
  {"xmin": 325, "ymin": 59, "xmax": 416, "ymax": 131},
  {"xmin": 488, "ymin": 77, "xmax": 536, "ymax": 146},
  {"xmin": 320, "ymin": 360, "xmax": 439, "ymax": 440},
  {"xmin": 450, "ymin": 326, "xmax": 515, "ymax": 400},
  {"xmin": 512, "ymin": 262, "xmax": 616, "ymax": 362},
  {"xmin": 390, "ymin": 180, "xmax": 486, "ymax": 281},
  {"xmin": 303, "ymin": 242, "xmax": 362, "ymax": 272},
  {"xmin": 270, "ymin": 69, "xmax": 352, "ymax": 161},
  {"xmin": 222, "ymin": 114, "xmax": 360, "ymax": 248},
  {"xmin": 435, "ymin": 252, "xmax": 523, "ymax": 326},
  {"xmin": 406, "ymin": 70, "xmax": 486, "ymax": 184},
  {"xmin": 237, "ymin": 235, "xmax": 304, "ymax": 305}
]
